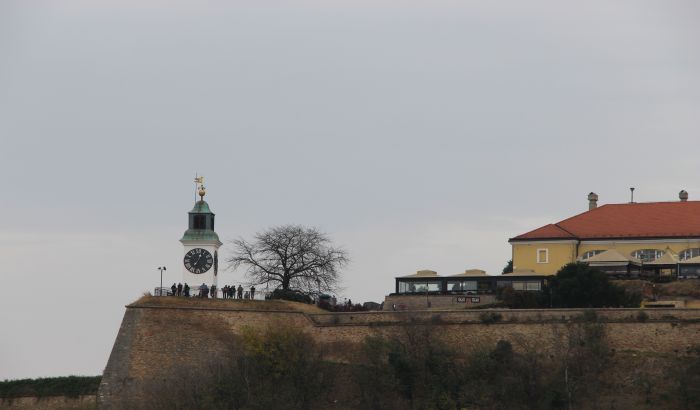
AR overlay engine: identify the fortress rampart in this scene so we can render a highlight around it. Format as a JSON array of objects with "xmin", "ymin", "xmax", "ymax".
[{"xmin": 97, "ymin": 300, "xmax": 700, "ymax": 409}]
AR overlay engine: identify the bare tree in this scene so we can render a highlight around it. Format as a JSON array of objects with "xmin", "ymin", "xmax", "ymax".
[{"xmin": 228, "ymin": 225, "xmax": 348, "ymax": 295}]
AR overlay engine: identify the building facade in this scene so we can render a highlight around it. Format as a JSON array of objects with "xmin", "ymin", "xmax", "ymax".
[
  {"xmin": 383, "ymin": 269, "xmax": 549, "ymax": 310},
  {"xmin": 509, "ymin": 191, "xmax": 700, "ymax": 276}
]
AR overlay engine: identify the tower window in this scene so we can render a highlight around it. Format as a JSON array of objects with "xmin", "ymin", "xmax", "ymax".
[
  {"xmin": 193, "ymin": 215, "xmax": 206, "ymax": 229},
  {"xmin": 211, "ymin": 215, "xmax": 215, "ymax": 231}
]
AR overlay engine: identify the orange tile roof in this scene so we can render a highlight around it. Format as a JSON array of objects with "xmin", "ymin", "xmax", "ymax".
[{"xmin": 511, "ymin": 201, "xmax": 700, "ymax": 241}]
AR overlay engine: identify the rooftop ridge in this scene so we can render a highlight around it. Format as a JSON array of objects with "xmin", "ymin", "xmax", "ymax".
[{"xmin": 513, "ymin": 200, "xmax": 700, "ymax": 241}]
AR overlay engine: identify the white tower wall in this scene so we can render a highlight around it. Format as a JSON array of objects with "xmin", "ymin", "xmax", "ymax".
[{"xmin": 181, "ymin": 242, "xmax": 221, "ymax": 289}]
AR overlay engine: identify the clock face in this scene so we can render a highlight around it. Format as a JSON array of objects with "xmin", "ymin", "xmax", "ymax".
[{"xmin": 183, "ymin": 248, "xmax": 213, "ymax": 274}]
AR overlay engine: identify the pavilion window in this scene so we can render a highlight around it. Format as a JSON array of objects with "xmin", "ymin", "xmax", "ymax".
[
  {"xmin": 398, "ymin": 281, "xmax": 418, "ymax": 293},
  {"xmin": 601, "ymin": 266, "xmax": 628, "ymax": 274},
  {"xmin": 447, "ymin": 280, "xmax": 477, "ymax": 292},
  {"xmin": 398, "ymin": 281, "xmax": 440, "ymax": 293},
  {"xmin": 525, "ymin": 281, "xmax": 541, "ymax": 291},
  {"xmin": 680, "ymin": 266, "xmax": 700, "ymax": 278},
  {"xmin": 537, "ymin": 249, "xmax": 549, "ymax": 263}
]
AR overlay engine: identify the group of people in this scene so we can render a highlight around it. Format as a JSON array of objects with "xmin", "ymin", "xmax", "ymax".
[
  {"xmin": 221, "ymin": 284, "xmax": 256, "ymax": 300},
  {"xmin": 168, "ymin": 282, "xmax": 256, "ymax": 299},
  {"xmin": 169, "ymin": 283, "xmax": 191, "ymax": 297}
]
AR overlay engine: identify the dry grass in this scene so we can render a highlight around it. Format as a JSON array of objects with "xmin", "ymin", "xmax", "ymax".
[
  {"xmin": 612, "ymin": 279, "xmax": 650, "ymax": 296},
  {"xmin": 657, "ymin": 279, "xmax": 700, "ymax": 298},
  {"xmin": 613, "ymin": 279, "xmax": 700, "ymax": 301},
  {"xmin": 130, "ymin": 295, "xmax": 326, "ymax": 313}
]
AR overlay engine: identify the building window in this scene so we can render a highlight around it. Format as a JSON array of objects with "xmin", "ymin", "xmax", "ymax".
[
  {"xmin": 526, "ymin": 281, "xmax": 541, "ymax": 291},
  {"xmin": 498, "ymin": 280, "xmax": 541, "ymax": 291},
  {"xmin": 537, "ymin": 248, "xmax": 549, "ymax": 264},
  {"xmin": 447, "ymin": 280, "xmax": 477, "ymax": 292},
  {"xmin": 398, "ymin": 281, "xmax": 441, "ymax": 294},
  {"xmin": 631, "ymin": 249, "xmax": 664, "ymax": 262},
  {"xmin": 581, "ymin": 250, "xmax": 605, "ymax": 260},
  {"xmin": 193, "ymin": 215, "xmax": 206, "ymax": 229},
  {"xmin": 680, "ymin": 248, "xmax": 700, "ymax": 261}
]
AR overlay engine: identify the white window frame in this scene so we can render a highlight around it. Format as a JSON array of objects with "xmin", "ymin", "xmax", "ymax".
[
  {"xmin": 582, "ymin": 250, "xmax": 605, "ymax": 260},
  {"xmin": 537, "ymin": 248, "xmax": 549, "ymax": 264},
  {"xmin": 680, "ymin": 248, "xmax": 700, "ymax": 261}
]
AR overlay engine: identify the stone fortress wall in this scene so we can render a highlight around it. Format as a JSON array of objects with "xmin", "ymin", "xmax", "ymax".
[{"xmin": 97, "ymin": 301, "xmax": 700, "ymax": 409}]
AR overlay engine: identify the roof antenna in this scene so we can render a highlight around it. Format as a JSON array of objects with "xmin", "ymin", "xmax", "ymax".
[{"xmin": 630, "ymin": 187, "xmax": 635, "ymax": 203}]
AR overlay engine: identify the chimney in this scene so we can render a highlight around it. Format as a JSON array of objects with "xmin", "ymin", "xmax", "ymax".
[
  {"xmin": 679, "ymin": 190, "xmax": 689, "ymax": 202},
  {"xmin": 588, "ymin": 192, "xmax": 599, "ymax": 210}
]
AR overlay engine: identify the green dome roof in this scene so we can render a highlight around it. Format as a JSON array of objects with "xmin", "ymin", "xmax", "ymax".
[
  {"xmin": 189, "ymin": 200, "xmax": 213, "ymax": 214},
  {"xmin": 181, "ymin": 229, "xmax": 221, "ymax": 243},
  {"xmin": 180, "ymin": 200, "xmax": 221, "ymax": 244}
]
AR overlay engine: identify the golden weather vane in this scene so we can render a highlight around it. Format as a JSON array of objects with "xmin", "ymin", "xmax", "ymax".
[{"xmin": 194, "ymin": 174, "xmax": 205, "ymax": 203}]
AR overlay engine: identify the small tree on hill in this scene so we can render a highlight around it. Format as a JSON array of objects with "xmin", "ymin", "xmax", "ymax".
[
  {"xmin": 548, "ymin": 263, "xmax": 641, "ymax": 308},
  {"xmin": 502, "ymin": 259, "xmax": 513, "ymax": 274},
  {"xmin": 228, "ymin": 225, "xmax": 348, "ymax": 295}
]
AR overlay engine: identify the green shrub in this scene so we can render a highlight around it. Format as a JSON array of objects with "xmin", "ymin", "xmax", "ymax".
[
  {"xmin": 479, "ymin": 311, "xmax": 503, "ymax": 324},
  {"xmin": 496, "ymin": 286, "xmax": 546, "ymax": 308},
  {"xmin": 0, "ymin": 376, "xmax": 101, "ymax": 399},
  {"xmin": 637, "ymin": 310, "xmax": 649, "ymax": 323},
  {"xmin": 549, "ymin": 263, "xmax": 642, "ymax": 308},
  {"xmin": 577, "ymin": 310, "xmax": 598, "ymax": 323},
  {"xmin": 269, "ymin": 288, "xmax": 313, "ymax": 304}
]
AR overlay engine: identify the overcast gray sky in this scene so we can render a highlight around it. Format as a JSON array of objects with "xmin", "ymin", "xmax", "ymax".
[{"xmin": 1, "ymin": 0, "xmax": 699, "ymax": 379}]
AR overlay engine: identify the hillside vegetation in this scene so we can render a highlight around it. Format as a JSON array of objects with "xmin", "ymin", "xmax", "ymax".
[{"xmin": 0, "ymin": 376, "xmax": 101, "ymax": 399}]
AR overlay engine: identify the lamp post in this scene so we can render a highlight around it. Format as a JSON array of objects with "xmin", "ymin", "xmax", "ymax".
[{"xmin": 158, "ymin": 266, "xmax": 167, "ymax": 296}]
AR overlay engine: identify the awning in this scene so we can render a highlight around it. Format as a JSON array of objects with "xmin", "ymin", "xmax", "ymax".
[
  {"xmin": 645, "ymin": 249, "xmax": 679, "ymax": 266},
  {"xmin": 584, "ymin": 249, "xmax": 641, "ymax": 266}
]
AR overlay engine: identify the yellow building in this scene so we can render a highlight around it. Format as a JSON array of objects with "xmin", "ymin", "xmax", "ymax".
[{"xmin": 509, "ymin": 191, "xmax": 700, "ymax": 276}]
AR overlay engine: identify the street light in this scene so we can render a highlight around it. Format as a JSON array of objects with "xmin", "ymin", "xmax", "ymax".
[{"xmin": 158, "ymin": 266, "xmax": 167, "ymax": 296}]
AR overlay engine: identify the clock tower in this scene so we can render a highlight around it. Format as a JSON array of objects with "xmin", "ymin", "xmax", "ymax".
[{"xmin": 180, "ymin": 179, "xmax": 222, "ymax": 287}]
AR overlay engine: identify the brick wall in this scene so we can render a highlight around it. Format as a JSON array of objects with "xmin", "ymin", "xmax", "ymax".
[
  {"xmin": 382, "ymin": 294, "xmax": 497, "ymax": 310},
  {"xmin": 98, "ymin": 302, "xmax": 700, "ymax": 408}
]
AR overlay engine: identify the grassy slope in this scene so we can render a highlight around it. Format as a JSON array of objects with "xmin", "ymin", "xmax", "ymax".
[{"xmin": 130, "ymin": 295, "xmax": 326, "ymax": 314}]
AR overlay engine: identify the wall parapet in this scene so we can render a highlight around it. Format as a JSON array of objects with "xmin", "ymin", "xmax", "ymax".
[{"xmin": 307, "ymin": 308, "xmax": 700, "ymax": 326}]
